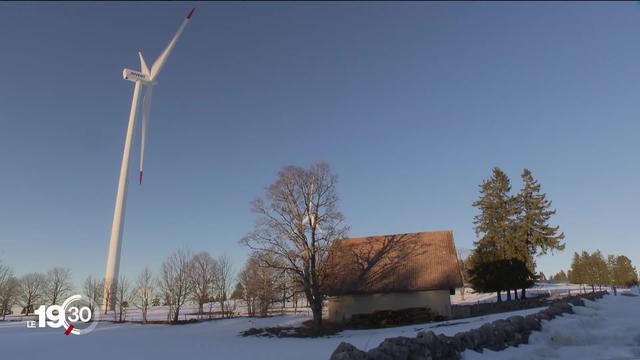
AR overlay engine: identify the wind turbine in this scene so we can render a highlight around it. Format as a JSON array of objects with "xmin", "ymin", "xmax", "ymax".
[
  {"xmin": 302, "ymin": 186, "xmax": 321, "ymax": 233},
  {"xmin": 103, "ymin": 8, "xmax": 195, "ymax": 310}
]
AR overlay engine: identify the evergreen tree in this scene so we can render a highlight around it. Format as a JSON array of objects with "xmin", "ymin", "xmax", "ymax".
[
  {"xmin": 515, "ymin": 169, "xmax": 565, "ymax": 273},
  {"xmin": 468, "ymin": 258, "xmax": 534, "ymax": 298},
  {"xmin": 551, "ymin": 270, "xmax": 568, "ymax": 282},
  {"xmin": 592, "ymin": 250, "xmax": 609, "ymax": 290},
  {"xmin": 506, "ymin": 260, "xmax": 536, "ymax": 293},
  {"xmin": 472, "ymin": 167, "xmax": 519, "ymax": 261},
  {"xmin": 572, "ymin": 250, "xmax": 609, "ymax": 292},
  {"xmin": 471, "ymin": 168, "xmax": 523, "ymax": 300},
  {"xmin": 470, "ymin": 167, "xmax": 566, "ymax": 301},
  {"xmin": 468, "ymin": 240, "xmax": 506, "ymax": 300},
  {"xmin": 609, "ymin": 255, "xmax": 639, "ymax": 288},
  {"xmin": 230, "ymin": 282, "xmax": 245, "ymax": 300},
  {"xmin": 467, "ymin": 257, "xmax": 503, "ymax": 297},
  {"xmin": 582, "ymin": 251, "xmax": 599, "ymax": 292},
  {"xmin": 569, "ymin": 252, "xmax": 585, "ymax": 287}
]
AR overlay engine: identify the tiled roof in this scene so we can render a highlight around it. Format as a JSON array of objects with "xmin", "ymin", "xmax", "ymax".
[{"xmin": 324, "ymin": 230, "xmax": 463, "ymax": 295}]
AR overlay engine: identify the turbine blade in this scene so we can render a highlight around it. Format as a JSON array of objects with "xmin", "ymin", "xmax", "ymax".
[
  {"xmin": 150, "ymin": 8, "xmax": 195, "ymax": 80},
  {"xmin": 138, "ymin": 50, "xmax": 150, "ymax": 76},
  {"xmin": 139, "ymin": 86, "xmax": 153, "ymax": 184}
]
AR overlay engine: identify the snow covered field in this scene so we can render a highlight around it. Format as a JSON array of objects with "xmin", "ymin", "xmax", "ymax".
[
  {"xmin": 0, "ymin": 306, "xmax": 547, "ymax": 360},
  {"xmin": 0, "ymin": 287, "xmax": 637, "ymax": 360},
  {"xmin": 452, "ymin": 282, "xmax": 584, "ymax": 305},
  {"xmin": 464, "ymin": 291, "xmax": 640, "ymax": 360}
]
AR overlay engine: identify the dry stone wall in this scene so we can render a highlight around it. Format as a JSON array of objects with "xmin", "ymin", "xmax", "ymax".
[{"xmin": 329, "ymin": 291, "xmax": 607, "ymax": 360}]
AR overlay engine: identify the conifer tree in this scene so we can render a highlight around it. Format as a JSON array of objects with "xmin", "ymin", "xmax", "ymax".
[
  {"xmin": 472, "ymin": 167, "xmax": 518, "ymax": 261},
  {"xmin": 569, "ymin": 252, "xmax": 585, "ymax": 288},
  {"xmin": 468, "ymin": 258, "xmax": 534, "ymax": 298},
  {"xmin": 471, "ymin": 167, "xmax": 566, "ymax": 301},
  {"xmin": 609, "ymin": 255, "xmax": 639, "ymax": 288},
  {"xmin": 551, "ymin": 270, "xmax": 568, "ymax": 282},
  {"xmin": 471, "ymin": 167, "xmax": 521, "ymax": 300},
  {"xmin": 582, "ymin": 251, "xmax": 599, "ymax": 292},
  {"xmin": 592, "ymin": 250, "xmax": 609, "ymax": 291},
  {"xmin": 515, "ymin": 169, "xmax": 565, "ymax": 271},
  {"xmin": 572, "ymin": 250, "xmax": 609, "ymax": 292},
  {"xmin": 515, "ymin": 169, "xmax": 565, "ymax": 298}
]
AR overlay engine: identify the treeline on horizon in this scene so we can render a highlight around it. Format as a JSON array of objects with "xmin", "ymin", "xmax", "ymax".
[{"xmin": 548, "ymin": 251, "xmax": 638, "ymax": 291}]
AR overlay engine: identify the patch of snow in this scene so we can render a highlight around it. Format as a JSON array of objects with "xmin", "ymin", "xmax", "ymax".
[
  {"xmin": 463, "ymin": 290, "xmax": 640, "ymax": 360},
  {"xmin": 452, "ymin": 282, "xmax": 589, "ymax": 305}
]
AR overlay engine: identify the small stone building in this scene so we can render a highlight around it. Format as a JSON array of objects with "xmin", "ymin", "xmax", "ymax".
[{"xmin": 324, "ymin": 230, "xmax": 463, "ymax": 323}]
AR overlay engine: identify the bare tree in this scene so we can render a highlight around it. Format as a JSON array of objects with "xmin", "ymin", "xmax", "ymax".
[
  {"xmin": 238, "ymin": 262, "xmax": 257, "ymax": 317},
  {"xmin": 0, "ymin": 262, "xmax": 12, "ymax": 302},
  {"xmin": 283, "ymin": 269, "xmax": 303, "ymax": 313},
  {"xmin": 241, "ymin": 162, "xmax": 348, "ymax": 328},
  {"xmin": 456, "ymin": 248, "xmax": 472, "ymax": 301},
  {"xmin": 0, "ymin": 262, "xmax": 11, "ymax": 290},
  {"xmin": 82, "ymin": 275, "xmax": 103, "ymax": 316},
  {"xmin": 0, "ymin": 277, "xmax": 18, "ymax": 320},
  {"xmin": 135, "ymin": 267, "xmax": 155, "ymax": 324},
  {"xmin": 278, "ymin": 274, "xmax": 288, "ymax": 312},
  {"xmin": 114, "ymin": 275, "xmax": 133, "ymax": 322},
  {"xmin": 19, "ymin": 273, "xmax": 47, "ymax": 315},
  {"xmin": 215, "ymin": 254, "xmax": 233, "ymax": 318},
  {"xmin": 0, "ymin": 262, "xmax": 18, "ymax": 320},
  {"xmin": 45, "ymin": 267, "xmax": 73, "ymax": 305},
  {"xmin": 291, "ymin": 271, "xmax": 307, "ymax": 313},
  {"xmin": 189, "ymin": 252, "xmax": 217, "ymax": 317},
  {"xmin": 160, "ymin": 249, "xmax": 192, "ymax": 322},
  {"xmin": 238, "ymin": 254, "xmax": 282, "ymax": 317}
]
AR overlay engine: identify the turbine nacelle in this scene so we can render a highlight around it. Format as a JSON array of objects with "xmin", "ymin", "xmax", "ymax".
[{"xmin": 122, "ymin": 68, "xmax": 152, "ymax": 84}]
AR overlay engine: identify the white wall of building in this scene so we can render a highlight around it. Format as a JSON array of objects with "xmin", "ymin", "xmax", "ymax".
[{"xmin": 327, "ymin": 289, "xmax": 452, "ymax": 323}]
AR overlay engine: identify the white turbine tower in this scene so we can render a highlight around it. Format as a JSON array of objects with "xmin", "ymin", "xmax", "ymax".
[{"xmin": 103, "ymin": 8, "xmax": 195, "ymax": 310}]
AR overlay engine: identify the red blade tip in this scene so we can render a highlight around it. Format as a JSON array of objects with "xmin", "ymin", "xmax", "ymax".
[
  {"xmin": 187, "ymin": 8, "xmax": 195, "ymax": 19},
  {"xmin": 139, "ymin": 171, "xmax": 143, "ymax": 185},
  {"xmin": 64, "ymin": 324, "xmax": 74, "ymax": 336}
]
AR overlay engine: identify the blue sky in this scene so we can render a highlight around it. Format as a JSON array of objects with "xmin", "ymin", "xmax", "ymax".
[{"xmin": 0, "ymin": 2, "xmax": 639, "ymax": 287}]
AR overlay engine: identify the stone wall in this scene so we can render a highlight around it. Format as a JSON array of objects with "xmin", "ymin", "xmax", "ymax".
[{"xmin": 329, "ymin": 291, "xmax": 608, "ymax": 360}]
